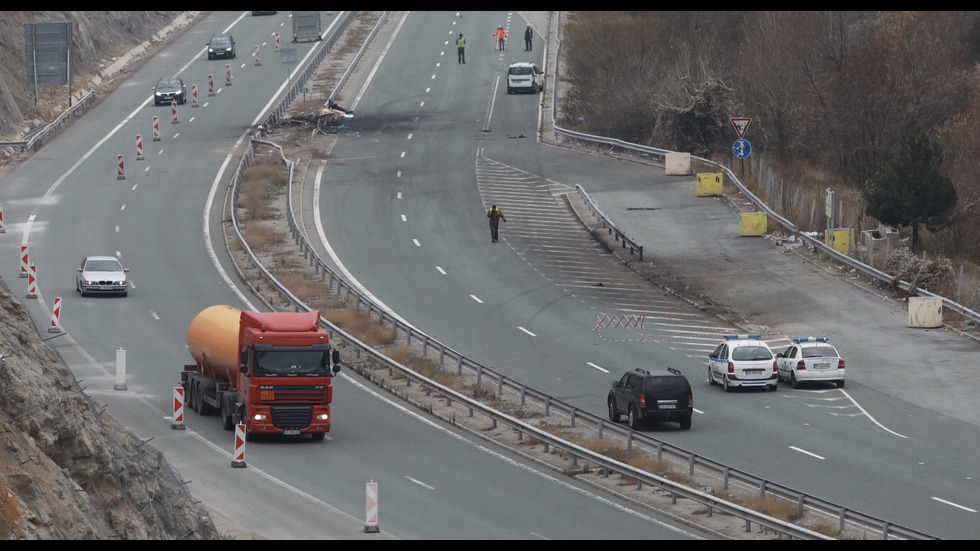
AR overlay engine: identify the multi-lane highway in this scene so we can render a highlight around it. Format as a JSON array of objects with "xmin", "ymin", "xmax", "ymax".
[{"xmin": 0, "ymin": 11, "xmax": 717, "ymax": 540}]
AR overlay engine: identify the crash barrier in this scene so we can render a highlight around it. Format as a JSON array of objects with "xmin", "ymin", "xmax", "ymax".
[
  {"xmin": 221, "ymin": 12, "xmax": 936, "ymax": 540},
  {"xmin": 0, "ymin": 90, "xmax": 96, "ymax": 153},
  {"xmin": 545, "ymin": 14, "xmax": 980, "ymax": 329}
]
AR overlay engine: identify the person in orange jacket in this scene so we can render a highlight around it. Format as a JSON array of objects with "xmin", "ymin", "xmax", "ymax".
[
  {"xmin": 493, "ymin": 26, "xmax": 507, "ymax": 51},
  {"xmin": 487, "ymin": 204, "xmax": 506, "ymax": 242}
]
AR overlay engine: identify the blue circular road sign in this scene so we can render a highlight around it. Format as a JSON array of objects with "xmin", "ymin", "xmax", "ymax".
[{"xmin": 733, "ymin": 139, "xmax": 751, "ymax": 159}]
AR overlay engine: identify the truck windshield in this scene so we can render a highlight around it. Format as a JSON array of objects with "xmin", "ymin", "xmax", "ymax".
[{"xmin": 254, "ymin": 349, "xmax": 329, "ymax": 375}]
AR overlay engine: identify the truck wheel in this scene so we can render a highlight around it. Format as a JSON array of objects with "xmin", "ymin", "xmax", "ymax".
[
  {"xmin": 221, "ymin": 402, "xmax": 234, "ymax": 431},
  {"xmin": 310, "ymin": 433, "xmax": 325, "ymax": 442}
]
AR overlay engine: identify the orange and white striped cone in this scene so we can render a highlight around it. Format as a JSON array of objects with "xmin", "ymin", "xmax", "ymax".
[
  {"xmin": 191, "ymin": 84, "xmax": 199, "ymax": 107},
  {"xmin": 254, "ymin": 45, "xmax": 261, "ymax": 66},
  {"xmin": 226, "ymin": 64, "xmax": 233, "ymax": 86},
  {"xmin": 171, "ymin": 100, "xmax": 179, "ymax": 124},
  {"xmin": 364, "ymin": 481, "xmax": 380, "ymax": 533},
  {"xmin": 208, "ymin": 73, "xmax": 216, "ymax": 96},
  {"xmin": 117, "ymin": 154, "xmax": 125, "ymax": 180},
  {"xmin": 231, "ymin": 424, "xmax": 247, "ymax": 467},
  {"xmin": 20, "ymin": 245, "xmax": 28, "ymax": 278},
  {"xmin": 26, "ymin": 264, "xmax": 37, "ymax": 299},
  {"xmin": 171, "ymin": 386, "xmax": 186, "ymax": 430},
  {"xmin": 0, "ymin": 202, "xmax": 5, "ymax": 233},
  {"xmin": 274, "ymin": 32, "xmax": 280, "ymax": 52},
  {"xmin": 152, "ymin": 115, "xmax": 161, "ymax": 141},
  {"xmin": 48, "ymin": 296, "xmax": 62, "ymax": 333},
  {"xmin": 135, "ymin": 134, "xmax": 144, "ymax": 160}
]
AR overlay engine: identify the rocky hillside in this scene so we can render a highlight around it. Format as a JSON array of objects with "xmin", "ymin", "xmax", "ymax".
[{"xmin": 0, "ymin": 12, "xmax": 219, "ymax": 540}]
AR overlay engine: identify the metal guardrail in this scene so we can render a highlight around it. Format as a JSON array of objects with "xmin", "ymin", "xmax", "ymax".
[
  {"xmin": 545, "ymin": 12, "xmax": 978, "ymax": 328},
  {"xmin": 0, "ymin": 90, "xmax": 97, "ymax": 152},
  {"xmin": 220, "ymin": 10, "xmax": 937, "ymax": 541}
]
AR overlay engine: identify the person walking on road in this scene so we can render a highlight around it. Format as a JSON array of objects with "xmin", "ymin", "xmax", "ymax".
[
  {"xmin": 494, "ymin": 26, "xmax": 507, "ymax": 51},
  {"xmin": 524, "ymin": 24, "xmax": 533, "ymax": 51},
  {"xmin": 456, "ymin": 33, "xmax": 466, "ymax": 64},
  {"xmin": 487, "ymin": 204, "xmax": 506, "ymax": 242}
]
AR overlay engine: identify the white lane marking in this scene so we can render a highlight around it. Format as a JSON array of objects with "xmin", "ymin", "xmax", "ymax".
[
  {"xmin": 436, "ymin": 266, "xmax": 446, "ymax": 275},
  {"xmin": 404, "ymin": 476, "xmax": 435, "ymax": 490},
  {"xmin": 401, "ymin": 214, "xmax": 407, "ymax": 222},
  {"xmin": 586, "ymin": 361, "xmax": 608, "ymax": 373},
  {"xmin": 931, "ymin": 497, "xmax": 977, "ymax": 513},
  {"xmin": 470, "ymin": 295, "xmax": 483, "ymax": 304},
  {"xmin": 788, "ymin": 446, "xmax": 825, "ymax": 460},
  {"xmin": 518, "ymin": 327, "xmax": 536, "ymax": 337},
  {"xmin": 338, "ymin": 373, "xmax": 703, "ymax": 539},
  {"xmin": 413, "ymin": 238, "xmax": 421, "ymax": 247},
  {"xmin": 840, "ymin": 388, "xmax": 907, "ymax": 439}
]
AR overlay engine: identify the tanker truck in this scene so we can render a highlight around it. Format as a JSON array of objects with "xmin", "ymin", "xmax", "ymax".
[{"xmin": 181, "ymin": 305, "xmax": 340, "ymax": 441}]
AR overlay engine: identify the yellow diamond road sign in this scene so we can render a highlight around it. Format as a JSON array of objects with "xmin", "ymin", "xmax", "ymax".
[{"xmin": 731, "ymin": 117, "xmax": 752, "ymax": 139}]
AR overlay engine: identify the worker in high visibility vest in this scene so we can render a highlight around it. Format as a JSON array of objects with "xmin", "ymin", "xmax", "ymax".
[
  {"xmin": 487, "ymin": 205, "xmax": 506, "ymax": 242},
  {"xmin": 456, "ymin": 33, "xmax": 466, "ymax": 64}
]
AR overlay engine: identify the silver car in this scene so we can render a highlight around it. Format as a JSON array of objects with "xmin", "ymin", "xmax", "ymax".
[{"xmin": 76, "ymin": 256, "xmax": 129, "ymax": 297}]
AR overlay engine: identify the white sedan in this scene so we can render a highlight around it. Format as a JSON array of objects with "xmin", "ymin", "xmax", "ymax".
[
  {"xmin": 75, "ymin": 255, "xmax": 129, "ymax": 297},
  {"xmin": 775, "ymin": 337, "xmax": 845, "ymax": 388}
]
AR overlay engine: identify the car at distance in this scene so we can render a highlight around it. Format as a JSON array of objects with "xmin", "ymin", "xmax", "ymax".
[
  {"xmin": 153, "ymin": 76, "xmax": 186, "ymax": 106},
  {"xmin": 608, "ymin": 367, "xmax": 693, "ymax": 430},
  {"xmin": 206, "ymin": 33, "xmax": 236, "ymax": 60},
  {"xmin": 707, "ymin": 334, "xmax": 778, "ymax": 391},
  {"xmin": 506, "ymin": 62, "xmax": 544, "ymax": 94},
  {"xmin": 76, "ymin": 256, "xmax": 129, "ymax": 297},
  {"xmin": 776, "ymin": 337, "xmax": 845, "ymax": 388}
]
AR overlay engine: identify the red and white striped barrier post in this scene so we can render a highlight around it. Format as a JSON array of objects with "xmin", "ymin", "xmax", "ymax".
[
  {"xmin": 0, "ymin": 202, "xmax": 5, "ymax": 233},
  {"xmin": 19, "ymin": 245, "xmax": 28, "ymax": 277},
  {"xmin": 26, "ymin": 264, "xmax": 37, "ymax": 299},
  {"xmin": 274, "ymin": 32, "xmax": 280, "ymax": 52},
  {"xmin": 48, "ymin": 296, "xmax": 62, "ymax": 333},
  {"xmin": 208, "ymin": 73, "xmax": 215, "ymax": 96},
  {"xmin": 135, "ymin": 134, "xmax": 144, "ymax": 160},
  {"xmin": 171, "ymin": 386, "xmax": 186, "ymax": 430},
  {"xmin": 152, "ymin": 115, "xmax": 161, "ymax": 141},
  {"xmin": 364, "ymin": 481, "xmax": 380, "ymax": 533},
  {"xmin": 117, "ymin": 154, "xmax": 125, "ymax": 180},
  {"xmin": 225, "ymin": 64, "xmax": 233, "ymax": 86},
  {"xmin": 254, "ymin": 45, "xmax": 261, "ymax": 66},
  {"xmin": 114, "ymin": 348, "xmax": 128, "ymax": 390},
  {"xmin": 191, "ymin": 84, "xmax": 199, "ymax": 107},
  {"xmin": 231, "ymin": 424, "xmax": 247, "ymax": 467},
  {"xmin": 171, "ymin": 100, "xmax": 179, "ymax": 124}
]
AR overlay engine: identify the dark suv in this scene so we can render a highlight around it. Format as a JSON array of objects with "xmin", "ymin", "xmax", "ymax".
[
  {"xmin": 608, "ymin": 367, "xmax": 693, "ymax": 430},
  {"xmin": 207, "ymin": 33, "xmax": 236, "ymax": 60}
]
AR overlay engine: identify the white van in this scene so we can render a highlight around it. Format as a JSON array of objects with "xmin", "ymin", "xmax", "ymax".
[{"xmin": 507, "ymin": 62, "xmax": 544, "ymax": 94}]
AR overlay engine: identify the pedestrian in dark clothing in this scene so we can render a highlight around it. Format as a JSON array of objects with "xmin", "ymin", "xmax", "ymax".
[
  {"xmin": 456, "ymin": 33, "xmax": 466, "ymax": 64},
  {"xmin": 524, "ymin": 25, "xmax": 533, "ymax": 51},
  {"xmin": 487, "ymin": 205, "xmax": 506, "ymax": 242}
]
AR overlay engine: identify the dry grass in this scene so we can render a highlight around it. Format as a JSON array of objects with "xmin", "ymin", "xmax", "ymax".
[
  {"xmin": 240, "ymin": 224, "xmax": 282, "ymax": 251},
  {"xmin": 326, "ymin": 309, "xmax": 397, "ymax": 347},
  {"xmin": 271, "ymin": 270, "xmax": 325, "ymax": 303}
]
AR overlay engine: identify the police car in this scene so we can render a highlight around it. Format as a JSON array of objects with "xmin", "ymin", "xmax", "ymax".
[
  {"xmin": 707, "ymin": 334, "xmax": 778, "ymax": 392},
  {"xmin": 775, "ymin": 337, "xmax": 846, "ymax": 389}
]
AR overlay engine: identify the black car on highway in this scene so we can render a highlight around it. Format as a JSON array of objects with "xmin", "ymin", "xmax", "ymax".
[
  {"xmin": 608, "ymin": 367, "xmax": 693, "ymax": 430},
  {"xmin": 207, "ymin": 33, "xmax": 236, "ymax": 60},
  {"xmin": 153, "ymin": 76, "xmax": 186, "ymax": 106}
]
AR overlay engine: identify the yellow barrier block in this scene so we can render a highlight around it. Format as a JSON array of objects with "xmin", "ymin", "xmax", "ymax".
[
  {"xmin": 825, "ymin": 228, "xmax": 854, "ymax": 254},
  {"xmin": 696, "ymin": 173, "xmax": 723, "ymax": 196},
  {"xmin": 739, "ymin": 212, "xmax": 766, "ymax": 236}
]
